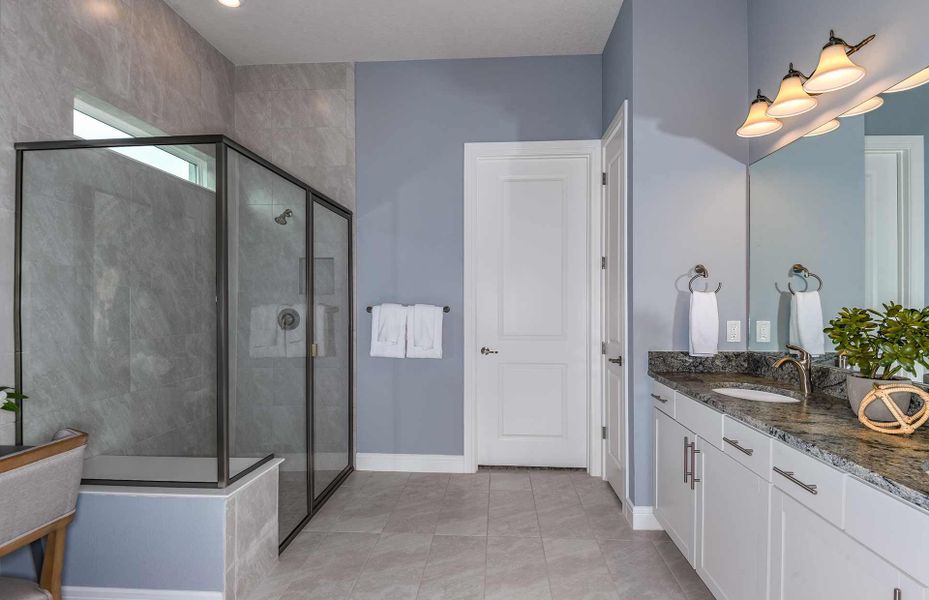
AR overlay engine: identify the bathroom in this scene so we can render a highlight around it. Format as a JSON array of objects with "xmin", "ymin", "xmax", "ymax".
[{"xmin": 0, "ymin": 1, "xmax": 927, "ymax": 599}]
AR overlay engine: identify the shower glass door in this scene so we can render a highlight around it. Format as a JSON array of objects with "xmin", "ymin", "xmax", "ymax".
[
  {"xmin": 228, "ymin": 148, "xmax": 309, "ymax": 544},
  {"xmin": 311, "ymin": 197, "xmax": 352, "ymax": 500}
]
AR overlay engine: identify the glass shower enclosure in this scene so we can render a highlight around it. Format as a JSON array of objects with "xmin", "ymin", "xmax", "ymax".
[{"xmin": 14, "ymin": 135, "xmax": 353, "ymax": 547}]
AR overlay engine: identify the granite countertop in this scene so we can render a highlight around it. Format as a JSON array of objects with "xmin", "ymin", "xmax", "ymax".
[{"xmin": 648, "ymin": 354, "xmax": 929, "ymax": 512}]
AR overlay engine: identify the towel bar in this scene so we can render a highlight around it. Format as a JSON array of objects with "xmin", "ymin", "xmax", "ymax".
[{"xmin": 366, "ymin": 305, "xmax": 450, "ymax": 313}]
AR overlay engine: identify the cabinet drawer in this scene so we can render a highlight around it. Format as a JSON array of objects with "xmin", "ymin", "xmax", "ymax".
[
  {"xmin": 675, "ymin": 393, "xmax": 723, "ymax": 449},
  {"xmin": 722, "ymin": 417, "xmax": 772, "ymax": 480},
  {"xmin": 845, "ymin": 476, "xmax": 929, "ymax": 587},
  {"xmin": 651, "ymin": 380, "xmax": 675, "ymax": 417},
  {"xmin": 771, "ymin": 441, "xmax": 846, "ymax": 528}
]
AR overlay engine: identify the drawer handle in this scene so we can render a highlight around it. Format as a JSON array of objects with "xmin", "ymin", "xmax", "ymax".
[
  {"xmin": 894, "ymin": 588, "xmax": 901, "ymax": 600},
  {"xmin": 723, "ymin": 437, "xmax": 754, "ymax": 456},
  {"xmin": 773, "ymin": 466, "xmax": 818, "ymax": 495},
  {"xmin": 651, "ymin": 393, "xmax": 669, "ymax": 404}
]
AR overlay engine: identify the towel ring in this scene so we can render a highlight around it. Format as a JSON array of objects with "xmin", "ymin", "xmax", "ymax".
[
  {"xmin": 787, "ymin": 263, "xmax": 823, "ymax": 294},
  {"xmin": 688, "ymin": 264, "xmax": 722, "ymax": 294}
]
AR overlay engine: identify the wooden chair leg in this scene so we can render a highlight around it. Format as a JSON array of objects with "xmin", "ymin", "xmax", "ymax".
[{"xmin": 39, "ymin": 525, "xmax": 66, "ymax": 600}]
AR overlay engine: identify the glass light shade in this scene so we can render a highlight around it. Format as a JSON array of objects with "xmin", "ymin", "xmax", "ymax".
[
  {"xmin": 839, "ymin": 96, "xmax": 884, "ymax": 118},
  {"xmin": 737, "ymin": 99, "xmax": 783, "ymax": 138},
  {"xmin": 803, "ymin": 45, "xmax": 866, "ymax": 93},
  {"xmin": 767, "ymin": 75, "xmax": 818, "ymax": 118},
  {"xmin": 885, "ymin": 67, "xmax": 929, "ymax": 93},
  {"xmin": 803, "ymin": 119, "xmax": 841, "ymax": 137},
  {"xmin": 218, "ymin": 0, "xmax": 241, "ymax": 6}
]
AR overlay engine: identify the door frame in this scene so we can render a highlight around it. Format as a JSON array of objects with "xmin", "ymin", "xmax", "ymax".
[
  {"xmin": 601, "ymin": 101, "xmax": 631, "ymax": 500},
  {"xmin": 463, "ymin": 140, "xmax": 603, "ymax": 474}
]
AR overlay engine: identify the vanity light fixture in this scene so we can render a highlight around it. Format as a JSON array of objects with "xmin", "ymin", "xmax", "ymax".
[
  {"xmin": 803, "ymin": 30, "xmax": 875, "ymax": 94},
  {"xmin": 885, "ymin": 66, "xmax": 929, "ymax": 93},
  {"xmin": 767, "ymin": 63, "xmax": 819, "ymax": 118},
  {"xmin": 217, "ymin": 0, "xmax": 241, "ymax": 7},
  {"xmin": 803, "ymin": 119, "xmax": 841, "ymax": 137},
  {"xmin": 737, "ymin": 90, "xmax": 783, "ymax": 138},
  {"xmin": 839, "ymin": 95, "xmax": 884, "ymax": 118}
]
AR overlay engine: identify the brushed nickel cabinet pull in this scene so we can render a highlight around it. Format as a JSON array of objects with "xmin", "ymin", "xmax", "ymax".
[
  {"xmin": 689, "ymin": 441, "xmax": 701, "ymax": 490},
  {"xmin": 723, "ymin": 437, "xmax": 754, "ymax": 456},
  {"xmin": 773, "ymin": 466, "xmax": 818, "ymax": 495},
  {"xmin": 683, "ymin": 436, "xmax": 691, "ymax": 484},
  {"xmin": 651, "ymin": 393, "xmax": 668, "ymax": 403},
  {"xmin": 894, "ymin": 588, "xmax": 902, "ymax": 600}
]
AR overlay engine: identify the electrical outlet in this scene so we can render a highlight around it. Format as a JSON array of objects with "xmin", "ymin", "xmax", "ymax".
[
  {"xmin": 726, "ymin": 320, "xmax": 741, "ymax": 343},
  {"xmin": 756, "ymin": 320, "xmax": 771, "ymax": 343}
]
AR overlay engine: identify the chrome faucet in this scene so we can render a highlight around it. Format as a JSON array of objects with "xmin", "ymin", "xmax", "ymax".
[{"xmin": 773, "ymin": 344, "xmax": 813, "ymax": 397}]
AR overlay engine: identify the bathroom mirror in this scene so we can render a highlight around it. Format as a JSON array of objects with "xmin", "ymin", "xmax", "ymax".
[{"xmin": 748, "ymin": 66, "xmax": 929, "ymax": 353}]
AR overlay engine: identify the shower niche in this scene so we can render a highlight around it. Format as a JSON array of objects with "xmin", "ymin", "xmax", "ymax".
[{"xmin": 14, "ymin": 135, "xmax": 353, "ymax": 548}]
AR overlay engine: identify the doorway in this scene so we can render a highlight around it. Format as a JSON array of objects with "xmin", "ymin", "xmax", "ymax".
[{"xmin": 463, "ymin": 141, "xmax": 602, "ymax": 471}]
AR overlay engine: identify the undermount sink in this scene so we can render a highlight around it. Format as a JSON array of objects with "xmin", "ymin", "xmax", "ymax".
[{"xmin": 712, "ymin": 387, "xmax": 800, "ymax": 404}]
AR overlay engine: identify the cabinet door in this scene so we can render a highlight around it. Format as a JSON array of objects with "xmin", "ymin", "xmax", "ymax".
[
  {"xmin": 695, "ymin": 440, "xmax": 770, "ymax": 600},
  {"xmin": 654, "ymin": 408, "xmax": 696, "ymax": 564},
  {"xmin": 770, "ymin": 488, "xmax": 904, "ymax": 600}
]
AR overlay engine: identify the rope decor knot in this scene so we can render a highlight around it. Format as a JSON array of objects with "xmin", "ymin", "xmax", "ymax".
[{"xmin": 858, "ymin": 383, "xmax": 929, "ymax": 435}]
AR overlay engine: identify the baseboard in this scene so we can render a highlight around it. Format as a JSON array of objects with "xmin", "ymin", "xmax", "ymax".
[
  {"xmin": 62, "ymin": 586, "xmax": 222, "ymax": 600},
  {"xmin": 356, "ymin": 453, "xmax": 466, "ymax": 473},
  {"xmin": 622, "ymin": 500, "xmax": 664, "ymax": 531}
]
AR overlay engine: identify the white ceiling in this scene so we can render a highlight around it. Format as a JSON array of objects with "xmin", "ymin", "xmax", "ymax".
[{"xmin": 164, "ymin": 0, "xmax": 623, "ymax": 65}]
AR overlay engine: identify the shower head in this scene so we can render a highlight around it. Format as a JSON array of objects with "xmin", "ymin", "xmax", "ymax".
[{"xmin": 274, "ymin": 209, "xmax": 294, "ymax": 225}]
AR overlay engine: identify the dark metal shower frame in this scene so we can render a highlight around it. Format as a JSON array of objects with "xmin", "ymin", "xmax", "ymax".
[{"xmin": 14, "ymin": 135, "xmax": 354, "ymax": 549}]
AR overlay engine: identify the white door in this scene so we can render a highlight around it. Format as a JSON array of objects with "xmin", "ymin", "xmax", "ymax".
[
  {"xmin": 864, "ymin": 136, "xmax": 924, "ymax": 310},
  {"xmin": 654, "ymin": 409, "xmax": 696, "ymax": 565},
  {"xmin": 695, "ymin": 441, "xmax": 769, "ymax": 600},
  {"xmin": 602, "ymin": 110, "xmax": 626, "ymax": 499},
  {"xmin": 470, "ymin": 142, "xmax": 596, "ymax": 467},
  {"xmin": 770, "ymin": 488, "xmax": 906, "ymax": 600}
]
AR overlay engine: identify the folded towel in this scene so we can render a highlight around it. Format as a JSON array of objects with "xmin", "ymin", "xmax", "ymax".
[
  {"xmin": 789, "ymin": 291, "xmax": 825, "ymax": 356},
  {"xmin": 689, "ymin": 291, "xmax": 719, "ymax": 357},
  {"xmin": 250, "ymin": 304, "xmax": 284, "ymax": 358},
  {"xmin": 376, "ymin": 303, "xmax": 407, "ymax": 344},
  {"xmin": 314, "ymin": 304, "xmax": 339, "ymax": 357},
  {"xmin": 284, "ymin": 304, "xmax": 307, "ymax": 358},
  {"xmin": 370, "ymin": 304, "xmax": 407, "ymax": 358},
  {"xmin": 406, "ymin": 304, "xmax": 444, "ymax": 359}
]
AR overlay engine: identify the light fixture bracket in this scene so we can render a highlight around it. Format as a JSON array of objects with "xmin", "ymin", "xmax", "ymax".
[
  {"xmin": 824, "ymin": 29, "xmax": 876, "ymax": 56},
  {"xmin": 751, "ymin": 89, "xmax": 772, "ymax": 105},
  {"xmin": 784, "ymin": 63, "xmax": 812, "ymax": 82}
]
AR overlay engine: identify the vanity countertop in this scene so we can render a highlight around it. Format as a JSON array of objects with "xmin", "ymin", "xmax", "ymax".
[{"xmin": 648, "ymin": 368, "xmax": 929, "ymax": 512}]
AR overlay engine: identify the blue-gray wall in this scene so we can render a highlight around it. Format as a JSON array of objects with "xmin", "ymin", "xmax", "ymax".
[
  {"xmin": 748, "ymin": 0, "xmax": 929, "ymax": 162},
  {"xmin": 601, "ymin": 0, "xmax": 750, "ymax": 505},
  {"xmin": 0, "ymin": 493, "xmax": 225, "ymax": 591},
  {"xmin": 355, "ymin": 56, "xmax": 602, "ymax": 455},
  {"xmin": 601, "ymin": 0, "xmax": 633, "ymax": 134},
  {"xmin": 749, "ymin": 117, "xmax": 866, "ymax": 352}
]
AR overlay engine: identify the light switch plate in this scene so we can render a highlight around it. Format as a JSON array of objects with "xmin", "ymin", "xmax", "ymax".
[
  {"xmin": 756, "ymin": 320, "xmax": 771, "ymax": 343},
  {"xmin": 726, "ymin": 320, "xmax": 741, "ymax": 343}
]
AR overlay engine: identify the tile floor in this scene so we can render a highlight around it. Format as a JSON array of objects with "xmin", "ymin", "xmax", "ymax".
[{"xmin": 245, "ymin": 469, "xmax": 713, "ymax": 600}]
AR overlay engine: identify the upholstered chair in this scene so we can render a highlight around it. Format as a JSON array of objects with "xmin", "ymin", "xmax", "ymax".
[{"xmin": 0, "ymin": 429, "xmax": 87, "ymax": 600}]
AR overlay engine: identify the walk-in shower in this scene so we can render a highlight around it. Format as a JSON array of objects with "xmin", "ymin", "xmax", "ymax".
[{"xmin": 14, "ymin": 135, "xmax": 353, "ymax": 548}]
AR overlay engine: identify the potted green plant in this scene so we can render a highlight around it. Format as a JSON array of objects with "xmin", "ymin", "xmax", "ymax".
[
  {"xmin": 825, "ymin": 303, "xmax": 929, "ymax": 421},
  {"xmin": 0, "ymin": 385, "xmax": 26, "ymax": 413}
]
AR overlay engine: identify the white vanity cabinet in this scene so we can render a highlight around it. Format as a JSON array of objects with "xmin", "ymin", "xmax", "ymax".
[
  {"xmin": 695, "ymin": 440, "xmax": 770, "ymax": 600},
  {"xmin": 654, "ymin": 408, "xmax": 697, "ymax": 564},
  {"xmin": 651, "ymin": 377, "xmax": 929, "ymax": 600}
]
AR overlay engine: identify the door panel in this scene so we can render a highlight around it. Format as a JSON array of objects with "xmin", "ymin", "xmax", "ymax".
[
  {"xmin": 474, "ymin": 149, "xmax": 592, "ymax": 467},
  {"xmin": 654, "ymin": 409, "xmax": 696, "ymax": 564},
  {"xmin": 603, "ymin": 119, "xmax": 626, "ymax": 498}
]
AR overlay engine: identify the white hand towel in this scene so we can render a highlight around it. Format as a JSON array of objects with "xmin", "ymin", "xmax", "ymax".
[
  {"xmin": 406, "ymin": 304, "xmax": 444, "ymax": 359},
  {"xmin": 284, "ymin": 304, "xmax": 307, "ymax": 358},
  {"xmin": 370, "ymin": 304, "xmax": 407, "ymax": 358},
  {"xmin": 376, "ymin": 303, "xmax": 407, "ymax": 344},
  {"xmin": 789, "ymin": 291, "xmax": 825, "ymax": 356},
  {"xmin": 250, "ymin": 304, "xmax": 284, "ymax": 358},
  {"xmin": 689, "ymin": 291, "xmax": 719, "ymax": 357}
]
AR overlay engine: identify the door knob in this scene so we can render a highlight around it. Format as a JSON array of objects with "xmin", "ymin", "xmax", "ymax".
[
  {"xmin": 480, "ymin": 346, "xmax": 499, "ymax": 355},
  {"xmin": 608, "ymin": 356, "xmax": 623, "ymax": 366}
]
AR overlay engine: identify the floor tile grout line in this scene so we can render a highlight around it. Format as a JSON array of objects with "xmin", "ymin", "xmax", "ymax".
[{"xmin": 651, "ymin": 539, "xmax": 692, "ymax": 598}]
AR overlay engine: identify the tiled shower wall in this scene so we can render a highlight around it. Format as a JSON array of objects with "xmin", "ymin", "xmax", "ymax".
[
  {"xmin": 20, "ymin": 148, "xmax": 217, "ymax": 457},
  {"xmin": 233, "ymin": 63, "xmax": 357, "ymax": 211},
  {"xmin": 0, "ymin": 0, "xmax": 235, "ymax": 445}
]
